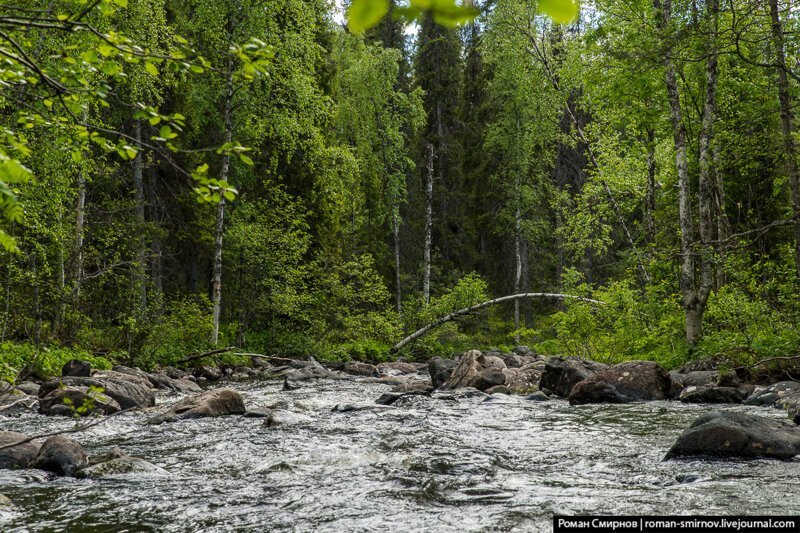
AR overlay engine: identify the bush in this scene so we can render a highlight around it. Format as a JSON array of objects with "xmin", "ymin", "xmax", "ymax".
[
  {"xmin": 136, "ymin": 296, "xmax": 214, "ymax": 369},
  {"xmin": 0, "ymin": 342, "xmax": 112, "ymax": 383}
]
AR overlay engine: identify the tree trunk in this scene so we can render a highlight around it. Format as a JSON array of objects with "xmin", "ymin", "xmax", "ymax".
[
  {"xmin": 423, "ymin": 142, "xmax": 434, "ymax": 305},
  {"xmin": 133, "ymin": 119, "xmax": 147, "ymax": 318},
  {"xmin": 72, "ymin": 166, "xmax": 85, "ymax": 303},
  {"xmin": 392, "ymin": 292, "xmax": 604, "ymax": 352},
  {"xmin": 392, "ymin": 207, "xmax": 402, "ymax": 314},
  {"xmin": 713, "ymin": 141, "xmax": 728, "ymax": 289},
  {"xmin": 645, "ymin": 128, "xmax": 657, "ymax": 246},
  {"xmin": 211, "ymin": 62, "xmax": 235, "ymax": 346},
  {"xmin": 513, "ymin": 177, "xmax": 522, "ymax": 342},
  {"xmin": 769, "ymin": 0, "xmax": 800, "ymax": 274}
]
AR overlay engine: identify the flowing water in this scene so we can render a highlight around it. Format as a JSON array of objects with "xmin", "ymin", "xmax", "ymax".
[{"xmin": 2, "ymin": 378, "xmax": 800, "ymax": 532}]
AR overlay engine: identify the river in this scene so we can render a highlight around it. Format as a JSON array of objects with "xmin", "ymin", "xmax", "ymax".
[{"xmin": 2, "ymin": 378, "xmax": 799, "ymax": 532}]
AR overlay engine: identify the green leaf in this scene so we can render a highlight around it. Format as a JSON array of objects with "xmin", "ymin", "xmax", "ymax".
[
  {"xmin": 71, "ymin": 151, "xmax": 83, "ymax": 163},
  {"xmin": 347, "ymin": 0, "xmax": 389, "ymax": 34},
  {"xmin": 239, "ymin": 154, "xmax": 254, "ymax": 166},
  {"xmin": 145, "ymin": 62, "xmax": 159, "ymax": 76},
  {"xmin": 114, "ymin": 0, "xmax": 129, "ymax": 6},
  {"xmin": 538, "ymin": 0, "xmax": 579, "ymax": 24}
]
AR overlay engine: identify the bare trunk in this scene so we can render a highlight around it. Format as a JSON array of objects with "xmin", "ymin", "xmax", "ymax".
[
  {"xmin": 392, "ymin": 208, "xmax": 402, "ymax": 314},
  {"xmin": 72, "ymin": 168, "xmax": 85, "ymax": 302},
  {"xmin": 513, "ymin": 179, "xmax": 522, "ymax": 342},
  {"xmin": 645, "ymin": 128, "xmax": 657, "ymax": 246},
  {"xmin": 133, "ymin": 119, "xmax": 147, "ymax": 317},
  {"xmin": 211, "ymin": 63, "xmax": 235, "ymax": 346},
  {"xmin": 770, "ymin": 0, "xmax": 800, "ymax": 274},
  {"xmin": 713, "ymin": 141, "xmax": 728, "ymax": 288},
  {"xmin": 392, "ymin": 293, "xmax": 604, "ymax": 353},
  {"xmin": 423, "ymin": 143, "xmax": 434, "ymax": 305},
  {"xmin": 32, "ymin": 252, "xmax": 41, "ymax": 351}
]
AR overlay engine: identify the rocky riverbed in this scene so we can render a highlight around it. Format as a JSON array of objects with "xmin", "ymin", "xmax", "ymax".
[{"xmin": 2, "ymin": 350, "xmax": 800, "ymax": 531}]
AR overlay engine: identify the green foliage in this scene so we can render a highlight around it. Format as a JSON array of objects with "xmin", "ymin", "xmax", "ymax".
[
  {"xmin": 0, "ymin": 342, "xmax": 111, "ymax": 383},
  {"xmin": 137, "ymin": 297, "xmax": 214, "ymax": 368}
]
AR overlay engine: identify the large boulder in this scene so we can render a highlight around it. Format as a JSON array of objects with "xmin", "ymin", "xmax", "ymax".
[
  {"xmin": 0, "ymin": 388, "xmax": 36, "ymax": 415},
  {"xmin": 39, "ymin": 372, "xmax": 154, "ymax": 411},
  {"xmin": 678, "ymin": 385, "xmax": 748, "ymax": 404},
  {"xmin": 539, "ymin": 357, "xmax": 609, "ymax": 398},
  {"xmin": 29, "ymin": 436, "xmax": 87, "ymax": 476},
  {"xmin": 112, "ymin": 365, "xmax": 200, "ymax": 393},
  {"xmin": 61, "ymin": 359, "xmax": 91, "ymax": 377},
  {"xmin": 568, "ymin": 361, "xmax": 671, "ymax": 405},
  {"xmin": 149, "ymin": 388, "xmax": 246, "ymax": 424},
  {"xmin": 501, "ymin": 363, "xmax": 543, "ymax": 394},
  {"xmin": 744, "ymin": 381, "xmax": 800, "ymax": 407},
  {"xmin": 428, "ymin": 357, "xmax": 457, "ymax": 389},
  {"xmin": 0, "ymin": 431, "xmax": 40, "ymax": 469},
  {"xmin": 341, "ymin": 362, "xmax": 379, "ymax": 377},
  {"xmin": 439, "ymin": 350, "xmax": 507, "ymax": 392},
  {"xmin": 665, "ymin": 411, "xmax": 800, "ymax": 460},
  {"xmin": 79, "ymin": 448, "xmax": 168, "ymax": 478},
  {"xmin": 39, "ymin": 386, "xmax": 121, "ymax": 416},
  {"xmin": 377, "ymin": 362, "xmax": 420, "ymax": 375}
]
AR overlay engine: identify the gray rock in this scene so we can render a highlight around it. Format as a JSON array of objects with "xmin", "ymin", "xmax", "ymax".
[
  {"xmin": 525, "ymin": 391, "xmax": 550, "ymax": 402},
  {"xmin": 39, "ymin": 386, "xmax": 120, "ymax": 416},
  {"xmin": 149, "ymin": 388, "xmax": 246, "ymax": 424},
  {"xmin": 39, "ymin": 373, "xmax": 154, "ymax": 410},
  {"xmin": 665, "ymin": 411, "xmax": 800, "ymax": 460},
  {"xmin": 377, "ymin": 362, "xmax": 419, "ymax": 375},
  {"xmin": 113, "ymin": 365, "xmax": 201, "ymax": 393},
  {"xmin": 744, "ymin": 381, "xmax": 800, "ymax": 407},
  {"xmin": 0, "ymin": 431, "xmax": 40, "ymax": 469},
  {"xmin": 14, "ymin": 382, "xmax": 40, "ymax": 397},
  {"xmin": 341, "ymin": 362, "xmax": 379, "ymax": 377},
  {"xmin": 539, "ymin": 357, "xmax": 608, "ymax": 398},
  {"xmin": 79, "ymin": 453, "xmax": 168, "ymax": 478},
  {"xmin": 195, "ymin": 365, "xmax": 222, "ymax": 382},
  {"xmin": 0, "ymin": 389, "xmax": 36, "ymax": 415},
  {"xmin": 264, "ymin": 410, "xmax": 313, "ymax": 427},
  {"xmin": 569, "ymin": 361, "xmax": 671, "ymax": 405},
  {"xmin": 502, "ymin": 363, "xmax": 543, "ymax": 394},
  {"xmin": 30, "ymin": 436, "xmax": 87, "ymax": 476},
  {"xmin": 428, "ymin": 357, "xmax": 458, "ymax": 389},
  {"xmin": 440, "ymin": 350, "xmax": 509, "ymax": 391},
  {"xmin": 678, "ymin": 385, "xmax": 748, "ymax": 404},
  {"xmin": 62, "ymin": 359, "xmax": 91, "ymax": 377}
]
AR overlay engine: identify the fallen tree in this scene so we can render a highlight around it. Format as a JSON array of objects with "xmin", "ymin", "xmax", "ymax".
[{"xmin": 391, "ymin": 293, "xmax": 604, "ymax": 353}]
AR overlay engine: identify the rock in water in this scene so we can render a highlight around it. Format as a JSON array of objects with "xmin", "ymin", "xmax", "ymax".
[
  {"xmin": 428, "ymin": 357, "xmax": 457, "ymax": 389},
  {"xmin": 264, "ymin": 410, "xmax": 313, "ymax": 427},
  {"xmin": 539, "ymin": 357, "xmax": 608, "ymax": 397},
  {"xmin": 0, "ymin": 431, "xmax": 40, "ymax": 469},
  {"xmin": 39, "ymin": 386, "xmax": 121, "ymax": 416},
  {"xmin": 149, "ymin": 388, "xmax": 246, "ymax": 424},
  {"xmin": 568, "ymin": 361, "xmax": 671, "ymax": 405},
  {"xmin": 341, "ymin": 362, "xmax": 379, "ymax": 377},
  {"xmin": 39, "ymin": 372, "xmax": 155, "ymax": 411},
  {"xmin": 439, "ymin": 350, "xmax": 508, "ymax": 392},
  {"xmin": 79, "ymin": 450, "xmax": 169, "ymax": 478},
  {"xmin": 665, "ymin": 411, "xmax": 800, "ymax": 460},
  {"xmin": 61, "ymin": 359, "xmax": 91, "ymax": 377},
  {"xmin": 29, "ymin": 436, "xmax": 87, "ymax": 477},
  {"xmin": 678, "ymin": 385, "xmax": 748, "ymax": 404}
]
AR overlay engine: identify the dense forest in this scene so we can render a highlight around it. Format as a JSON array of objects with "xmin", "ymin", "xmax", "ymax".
[{"xmin": 1, "ymin": 0, "xmax": 799, "ymax": 379}]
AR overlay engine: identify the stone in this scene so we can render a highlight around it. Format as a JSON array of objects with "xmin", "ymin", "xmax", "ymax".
[
  {"xmin": 675, "ymin": 357, "xmax": 724, "ymax": 373},
  {"xmin": 665, "ymin": 411, "xmax": 800, "ymax": 460},
  {"xmin": 264, "ymin": 410, "xmax": 313, "ymax": 427},
  {"xmin": 112, "ymin": 365, "xmax": 201, "ymax": 393},
  {"xmin": 680, "ymin": 371, "xmax": 720, "ymax": 387},
  {"xmin": 14, "ymin": 382, "xmax": 40, "ymax": 397},
  {"xmin": 39, "ymin": 386, "xmax": 121, "ymax": 416},
  {"xmin": 525, "ymin": 391, "xmax": 550, "ymax": 402},
  {"xmin": 486, "ymin": 385, "xmax": 512, "ymax": 395},
  {"xmin": 61, "ymin": 359, "xmax": 91, "ymax": 377},
  {"xmin": 0, "ymin": 389, "xmax": 36, "ymax": 415},
  {"xmin": 79, "ymin": 453, "xmax": 169, "ymax": 478},
  {"xmin": 30, "ymin": 436, "xmax": 87, "ymax": 476},
  {"xmin": 341, "ymin": 362, "xmax": 379, "ymax": 377},
  {"xmin": 569, "ymin": 361, "xmax": 671, "ymax": 405},
  {"xmin": 678, "ymin": 385, "xmax": 748, "ymax": 404},
  {"xmin": 502, "ymin": 363, "xmax": 543, "ymax": 394},
  {"xmin": 539, "ymin": 357, "xmax": 608, "ymax": 398},
  {"xmin": 39, "ymin": 373, "xmax": 154, "ymax": 410},
  {"xmin": 195, "ymin": 365, "xmax": 222, "ymax": 382},
  {"xmin": 428, "ymin": 357, "xmax": 458, "ymax": 389},
  {"xmin": 744, "ymin": 381, "xmax": 800, "ymax": 407},
  {"xmin": 150, "ymin": 388, "xmax": 246, "ymax": 423},
  {"xmin": 0, "ymin": 431, "xmax": 40, "ymax": 469},
  {"xmin": 377, "ymin": 362, "xmax": 419, "ymax": 375},
  {"xmin": 439, "ymin": 350, "xmax": 507, "ymax": 391}
]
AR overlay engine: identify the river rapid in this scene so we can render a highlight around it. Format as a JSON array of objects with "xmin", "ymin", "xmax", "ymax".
[{"xmin": 2, "ymin": 378, "xmax": 800, "ymax": 532}]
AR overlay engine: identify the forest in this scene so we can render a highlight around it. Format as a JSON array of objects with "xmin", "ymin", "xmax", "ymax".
[{"xmin": 1, "ymin": 0, "xmax": 799, "ymax": 379}]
